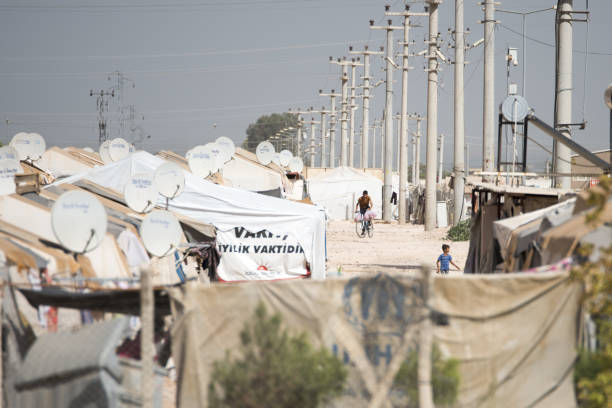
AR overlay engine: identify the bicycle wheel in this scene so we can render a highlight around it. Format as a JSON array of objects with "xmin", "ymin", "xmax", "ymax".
[
  {"xmin": 355, "ymin": 220, "xmax": 365, "ymax": 238},
  {"xmin": 367, "ymin": 220, "xmax": 374, "ymax": 238}
]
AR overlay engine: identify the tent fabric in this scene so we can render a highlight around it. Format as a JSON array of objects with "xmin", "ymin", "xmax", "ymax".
[
  {"xmin": 169, "ymin": 271, "xmax": 581, "ymax": 407},
  {"xmin": 52, "ymin": 151, "xmax": 327, "ymax": 279},
  {"xmin": 493, "ymin": 198, "xmax": 576, "ymax": 261},
  {"xmin": 307, "ymin": 166, "xmax": 383, "ymax": 220},
  {"xmin": 223, "ymin": 151, "xmax": 284, "ymax": 192}
]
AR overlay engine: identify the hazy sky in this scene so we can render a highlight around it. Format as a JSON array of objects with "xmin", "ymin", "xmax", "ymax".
[{"xmin": 1, "ymin": 0, "xmax": 610, "ymax": 171}]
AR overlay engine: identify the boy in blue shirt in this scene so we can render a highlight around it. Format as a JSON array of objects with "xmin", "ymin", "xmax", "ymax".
[{"xmin": 437, "ymin": 244, "xmax": 460, "ymax": 274}]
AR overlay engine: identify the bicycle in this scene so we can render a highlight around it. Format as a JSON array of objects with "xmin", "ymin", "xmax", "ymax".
[{"xmin": 355, "ymin": 212, "xmax": 374, "ymax": 238}]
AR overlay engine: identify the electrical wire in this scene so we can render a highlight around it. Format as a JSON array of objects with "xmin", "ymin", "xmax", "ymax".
[{"xmin": 500, "ymin": 23, "xmax": 612, "ymax": 56}]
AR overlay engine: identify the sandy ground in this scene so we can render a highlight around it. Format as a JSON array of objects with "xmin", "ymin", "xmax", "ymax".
[{"xmin": 325, "ymin": 220, "xmax": 469, "ymax": 276}]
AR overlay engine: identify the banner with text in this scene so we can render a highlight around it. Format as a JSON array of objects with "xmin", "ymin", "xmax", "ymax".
[{"xmin": 215, "ymin": 227, "xmax": 308, "ymax": 281}]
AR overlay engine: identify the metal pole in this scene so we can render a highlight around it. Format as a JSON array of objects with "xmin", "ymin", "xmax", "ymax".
[
  {"xmin": 425, "ymin": 2, "xmax": 439, "ymax": 231},
  {"xmin": 321, "ymin": 110, "xmax": 327, "ymax": 167},
  {"xmin": 482, "ymin": 0, "xmax": 496, "ymax": 181},
  {"xmin": 349, "ymin": 61, "xmax": 357, "ymax": 167},
  {"xmin": 554, "ymin": 0, "xmax": 573, "ymax": 189},
  {"xmin": 140, "ymin": 267, "xmax": 154, "ymax": 408},
  {"xmin": 453, "ymin": 0, "xmax": 465, "ymax": 225}
]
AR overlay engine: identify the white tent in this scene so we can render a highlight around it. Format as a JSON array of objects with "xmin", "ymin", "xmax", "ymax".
[
  {"xmin": 52, "ymin": 151, "xmax": 327, "ymax": 280},
  {"xmin": 307, "ymin": 167, "xmax": 383, "ymax": 220},
  {"xmin": 222, "ymin": 148, "xmax": 286, "ymax": 193}
]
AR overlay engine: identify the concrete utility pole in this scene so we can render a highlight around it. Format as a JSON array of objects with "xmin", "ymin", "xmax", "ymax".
[
  {"xmin": 308, "ymin": 117, "xmax": 320, "ymax": 167},
  {"xmin": 408, "ymin": 114, "xmax": 425, "ymax": 184},
  {"xmin": 481, "ymin": 0, "xmax": 497, "ymax": 181},
  {"xmin": 348, "ymin": 58, "xmax": 363, "ymax": 167},
  {"xmin": 319, "ymin": 89, "xmax": 341, "ymax": 167},
  {"xmin": 453, "ymin": 0, "xmax": 466, "ymax": 225},
  {"xmin": 387, "ymin": 5, "xmax": 428, "ymax": 224},
  {"xmin": 319, "ymin": 107, "xmax": 330, "ymax": 167},
  {"xmin": 554, "ymin": 0, "xmax": 573, "ymax": 189},
  {"xmin": 424, "ymin": 1, "xmax": 440, "ymax": 232},
  {"xmin": 371, "ymin": 15, "xmax": 402, "ymax": 221},
  {"xmin": 288, "ymin": 107, "xmax": 310, "ymax": 158},
  {"xmin": 349, "ymin": 46, "xmax": 384, "ymax": 169},
  {"xmin": 330, "ymin": 57, "xmax": 353, "ymax": 167},
  {"xmin": 438, "ymin": 133, "xmax": 445, "ymax": 182}
]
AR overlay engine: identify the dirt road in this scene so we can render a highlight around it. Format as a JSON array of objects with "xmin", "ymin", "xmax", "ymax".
[{"xmin": 325, "ymin": 220, "xmax": 469, "ymax": 276}]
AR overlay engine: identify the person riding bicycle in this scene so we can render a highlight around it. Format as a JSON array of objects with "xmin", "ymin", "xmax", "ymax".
[{"xmin": 356, "ymin": 190, "xmax": 373, "ymax": 233}]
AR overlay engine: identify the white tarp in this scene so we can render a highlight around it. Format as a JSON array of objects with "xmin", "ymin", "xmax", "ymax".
[
  {"xmin": 222, "ymin": 155, "xmax": 283, "ymax": 192},
  {"xmin": 492, "ymin": 198, "xmax": 576, "ymax": 259},
  {"xmin": 52, "ymin": 151, "xmax": 327, "ymax": 280},
  {"xmin": 307, "ymin": 167, "xmax": 383, "ymax": 220}
]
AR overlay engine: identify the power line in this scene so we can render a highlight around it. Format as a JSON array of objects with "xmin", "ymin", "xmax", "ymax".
[
  {"xmin": 499, "ymin": 23, "xmax": 612, "ymax": 56},
  {"xmin": 0, "ymin": 40, "xmax": 369, "ymax": 62}
]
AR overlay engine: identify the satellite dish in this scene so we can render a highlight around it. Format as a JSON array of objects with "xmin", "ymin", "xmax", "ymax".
[
  {"xmin": 256, "ymin": 141, "xmax": 275, "ymax": 165},
  {"xmin": 0, "ymin": 158, "xmax": 21, "ymax": 195},
  {"xmin": 188, "ymin": 145, "xmax": 215, "ymax": 178},
  {"xmin": 271, "ymin": 152, "xmax": 282, "ymax": 166},
  {"xmin": 604, "ymin": 83, "xmax": 612, "ymax": 110},
  {"xmin": 10, "ymin": 132, "xmax": 46, "ymax": 161},
  {"xmin": 206, "ymin": 143, "xmax": 225, "ymax": 171},
  {"xmin": 83, "ymin": 147, "xmax": 95, "ymax": 153},
  {"xmin": 0, "ymin": 146, "xmax": 19, "ymax": 162},
  {"xmin": 279, "ymin": 150, "xmax": 293, "ymax": 167},
  {"xmin": 140, "ymin": 210, "xmax": 182, "ymax": 257},
  {"xmin": 124, "ymin": 173, "xmax": 157, "ymax": 213},
  {"xmin": 154, "ymin": 162, "xmax": 185, "ymax": 199},
  {"xmin": 99, "ymin": 140, "xmax": 113, "ymax": 164},
  {"xmin": 288, "ymin": 157, "xmax": 304, "ymax": 173},
  {"xmin": 501, "ymin": 95, "xmax": 530, "ymax": 122},
  {"xmin": 215, "ymin": 136, "xmax": 236, "ymax": 161},
  {"xmin": 185, "ymin": 148, "xmax": 194, "ymax": 162},
  {"xmin": 108, "ymin": 137, "xmax": 131, "ymax": 161},
  {"xmin": 51, "ymin": 190, "xmax": 107, "ymax": 253}
]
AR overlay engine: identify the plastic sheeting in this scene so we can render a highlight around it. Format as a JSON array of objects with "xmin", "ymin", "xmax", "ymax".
[
  {"xmin": 53, "ymin": 151, "xmax": 327, "ymax": 280},
  {"xmin": 169, "ymin": 271, "xmax": 581, "ymax": 407},
  {"xmin": 307, "ymin": 167, "xmax": 383, "ymax": 220}
]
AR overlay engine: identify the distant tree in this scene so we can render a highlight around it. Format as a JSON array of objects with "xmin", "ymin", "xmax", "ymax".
[
  {"xmin": 208, "ymin": 303, "xmax": 347, "ymax": 408},
  {"xmin": 243, "ymin": 113, "xmax": 299, "ymax": 153}
]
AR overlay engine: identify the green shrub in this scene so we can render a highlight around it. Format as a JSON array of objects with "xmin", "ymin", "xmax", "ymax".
[
  {"xmin": 208, "ymin": 303, "xmax": 347, "ymax": 408},
  {"xmin": 446, "ymin": 219, "xmax": 471, "ymax": 241},
  {"xmin": 393, "ymin": 344, "xmax": 460, "ymax": 407}
]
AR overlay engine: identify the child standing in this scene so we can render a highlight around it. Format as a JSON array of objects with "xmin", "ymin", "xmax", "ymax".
[{"xmin": 437, "ymin": 244, "xmax": 461, "ymax": 274}]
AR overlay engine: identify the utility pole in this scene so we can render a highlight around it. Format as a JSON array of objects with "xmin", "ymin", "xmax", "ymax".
[
  {"xmin": 319, "ymin": 107, "xmax": 330, "ymax": 167},
  {"xmin": 308, "ymin": 118, "xmax": 319, "ymax": 167},
  {"xmin": 387, "ymin": 5, "xmax": 428, "ymax": 223},
  {"xmin": 89, "ymin": 88, "xmax": 115, "ymax": 145},
  {"xmin": 371, "ymin": 14, "xmax": 402, "ymax": 222},
  {"xmin": 319, "ymin": 89, "xmax": 341, "ymax": 167},
  {"xmin": 371, "ymin": 119, "xmax": 379, "ymax": 167},
  {"xmin": 481, "ymin": 0, "xmax": 497, "ymax": 181},
  {"xmin": 349, "ymin": 46, "xmax": 384, "ymax": 169},
  {"xmin": 330, "ymin": 57, "xmax": 353, "ymax": 167},
  {"xmin": 453, "ymin": 0, "xmax": 466, "ymax": 225},
  {"xmin": 348, "ymin": 58, "xmax": 363, "ymax": 167},
  {"xmin": 409, "ymin": 114, "xmax": 425, "ymax": 184},
  {"xmin": 289, "ymin": 107, "xmax": 310, "ymax": 158},
  {"xmin": 424, "ymin": 1, "xmax": 441, "ymax": 232},
  {"xmin": 438, "ymin": 133, "xmax": 445, "ymax": 182},
  {"xmin": 554, "ymin": 0, "xmax": 573, "ymax": 189}
]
